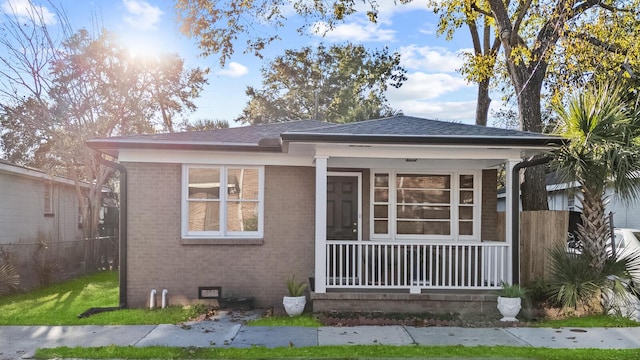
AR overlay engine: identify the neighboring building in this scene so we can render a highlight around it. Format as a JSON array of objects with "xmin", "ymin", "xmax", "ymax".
[
  {"xmin": 0, "ymin": 159, "xmax": 86, "ymax": 288},
  {"xmin": 498, "ymin": 173, "xmax": 640, "ymax": 230},
  {"xmin": 87, "ymin": 115, "xmax": 564, "ymax": 312}
]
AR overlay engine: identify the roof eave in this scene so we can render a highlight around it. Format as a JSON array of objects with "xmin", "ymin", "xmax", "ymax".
[
  {"xmin": 85, "ymin": 139, "xmax": 284, "ymax": 157},
  {"xmin": 280, "ymin": 133, "xmax": 567, "ymax": 147}
]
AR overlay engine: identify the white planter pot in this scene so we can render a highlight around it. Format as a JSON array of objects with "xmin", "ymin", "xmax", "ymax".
[
  {"xmin": 283, "ymin": 296, "xmax": 306, "ymax": 317},
  {"xmin": 497, "ymin": 296, "xmax": 522, "ymax": 322}
]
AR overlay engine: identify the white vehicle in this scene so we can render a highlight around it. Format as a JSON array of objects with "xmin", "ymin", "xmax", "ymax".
[
  {"xmin": 567, "ymin": 228, "xmax": 640, "ymax": 258},
  {"xmin": 612, "ymin": 228, "xmax": 640, "ymax": 260}
]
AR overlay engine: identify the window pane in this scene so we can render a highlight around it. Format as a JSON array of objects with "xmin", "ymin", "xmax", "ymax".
[
  {"xmin": 189, "ymin": 168, "xmax": 220, "ymax": 199},
  {"xmin": 227, "ymin": 201, "xmax": 259, "ymax": 231},
  {"xmin": 460, "ymin": 190, "xmax": 474, "ymax": 204},
  {"xmin": 397, "ymin": 189, "xmax": 449, "ymax": 204},
  {"xmin": 188, "ymin": 201, "xmax": 219, "ymax": 231},
  {"xmin": 374, "ymin": 205, "xmax": 388, "ymax": 218},
  {"xmin": 228, "ymin": 168, "xmax": 259, "ymax": 200},
  {"xmin": 374, "ymin": 220, "xmax": 388, "ymax": 234},
  {"xmin": 374, "ymin": 174, "xmax": 388, "ymax": 187},
  {"xmin": 374, "ymin": 189, "xmax": 388, "ymax": 202},
  {"xmin": 459, "ymin": 206, "xmax": 473, "ymax": 220},
  {"xmin": 459, "ymin": 221, "xmax": 473, "ymax": 235},
  {"xmin": 460, "ymin": 175, "xmax": 474, "ymax": 189},
  {"xmin": 397, "ymin": 206, "xmax": 450, "ymax": 219},
  {"xmin": 397, "ymin": 221, "xmax": 450, "ymax": 235},
  {"xmin": 397, "ymin": 174, "xmax": 450, "ymax": 189}
]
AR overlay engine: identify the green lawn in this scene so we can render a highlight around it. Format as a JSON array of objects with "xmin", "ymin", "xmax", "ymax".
[
  {"xmin": 35, "ymin": 344, "xmax": 640, "ymax": 359},
  {"xmin": 2, "ymin": 270, "xmax": 639, "ymax": 328},
  {"xmin": 0, "ymin": 271, "xmax": 202, "ymax": 325},
  {"xmin": 3, "ymin": 272, "xmax": 640, "ymax": 359}
]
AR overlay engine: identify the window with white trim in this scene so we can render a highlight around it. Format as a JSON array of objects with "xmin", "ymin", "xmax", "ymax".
[
  {"xmin": 372, "ymin": 171, "xmax": 479, "ymax": 240},
  {"xmin": 182, "ymin": 165, "xmax": 263, "ymax": 238}
]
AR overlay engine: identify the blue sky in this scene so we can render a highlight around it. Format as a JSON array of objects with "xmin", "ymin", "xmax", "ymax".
[{"xmin": 2, "ymin": 0, "xmax": 508, "ymax": 126}]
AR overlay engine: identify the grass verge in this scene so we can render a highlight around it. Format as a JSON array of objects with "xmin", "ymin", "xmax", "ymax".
[
  {"xmin": 35, "ymin": 345, "xmax": 640, "ymax": 359},
  {"xmin": 0, "ymin": 271, "xmax": 202, "ymax": 325},
  {"xmin": 246, "ymin": 314, "xmax": 322, "ymax": 327}
]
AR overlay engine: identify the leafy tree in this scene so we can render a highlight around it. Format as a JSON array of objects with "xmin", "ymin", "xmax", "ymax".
[
  {"xmin": 429, "ymin": 0, "xmax": 501, "ymax": 127},
  {"xmin": 0, "ymin": 98, "xmax": 54, "ymax": 168},
  {"xmin": 428, "ymin": 0, "xmax": 639, "ymax": 210},
  {"xmin": 48, "ymin": 29, "xmax": 206, "ymax": 242},
  {"xmin": 186, "ymin": 119, "xmax": 230, "ymax": 131},
  {"xmin": 237, "ymin": 44, "xmax": 406, "ymax": 124},
  {"xmin": 0, "ymin": 3, "xmax": 207, "ymax": 270},
  {"xmin": 552, "ymin": 81, "xmax": 640, "ymax": 274}
]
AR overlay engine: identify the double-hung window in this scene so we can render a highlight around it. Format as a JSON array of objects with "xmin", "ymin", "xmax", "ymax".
[
  {"xmin": 372, "ymin": 171, "xmax": 479, "ymax": 240},
  {"xmin": 182, "ymin": 165, "xmax": 263, "ymax": 239}
]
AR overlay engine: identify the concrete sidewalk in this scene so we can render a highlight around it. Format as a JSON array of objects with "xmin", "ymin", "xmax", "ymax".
[{"xmin": 2, "ymin": 311, "xmax": 640, "ymax": 359}]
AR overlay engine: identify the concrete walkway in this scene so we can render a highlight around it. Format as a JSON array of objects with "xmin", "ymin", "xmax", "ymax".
[{"xmin": 2, "ymin": 311, "xmax": 640, "ymax": 359}]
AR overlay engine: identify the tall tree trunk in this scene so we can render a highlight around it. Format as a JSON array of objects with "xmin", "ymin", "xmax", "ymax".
[
  {"xmin": 476, "ymin": 78, "xmax": 491, "ymax": 126},
  {"xmin": 578, "ymin": 186, "xmax": 609, "ymax": 274},
  {"xmin": 513, "ymin": 64, "xmax": 549, "ymax": 210}
]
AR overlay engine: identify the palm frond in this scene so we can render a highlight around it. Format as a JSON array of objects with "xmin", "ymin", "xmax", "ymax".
[{"xmin": 0, "ymin": 262, "xmax": 20, "ymax": 295}]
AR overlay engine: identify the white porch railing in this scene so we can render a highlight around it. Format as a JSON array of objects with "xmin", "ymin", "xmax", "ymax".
[{"xmin": 324, "ymin": 241, "xmax": 509, "ymax": 291}]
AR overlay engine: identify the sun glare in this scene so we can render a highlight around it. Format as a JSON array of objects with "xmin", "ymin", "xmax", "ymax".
[{"xmin": 122, "ymin": 34, "xmax": 164, "ymax": 60}]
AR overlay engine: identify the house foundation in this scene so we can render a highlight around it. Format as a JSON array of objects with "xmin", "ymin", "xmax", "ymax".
[{"xmin": 310, "ymin": 290, "xmax": 500, "ymax": 315}]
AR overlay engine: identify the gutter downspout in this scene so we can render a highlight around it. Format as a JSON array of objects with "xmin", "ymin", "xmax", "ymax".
[
  {"xmin": 95, "ymin": 155, "xmax": 128, "ymax": 308},
  {"xmin": 511, "ymin": 155, "xmax": 552, "ymax": 285}
]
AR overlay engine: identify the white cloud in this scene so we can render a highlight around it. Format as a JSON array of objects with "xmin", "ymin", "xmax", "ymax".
[
  {"xmin": 386, "ymin": 71, "xmax": 475, "ymax": 123},
  {"xmin": 352, "ymin": 0, "xmax": 432, "ymax": 25},
  {"xmin": 122, "ymin": 0, "xmax": 162, "ymax": 31},
  {"xmin": 418, "ymin": 23, "xmax": 438, "ymax": 36},
  {"xmin": 393, "ymin": 99, "xmax": 477, "ymax": 124},
  {"xmin": 1, "ymin": 0, "xmax": 56, "ymax": 25},
  {"xmin": 217, "ymin": 62, "xmax": 249, "ymax": 78},
  {"xmin": 399, "ymin": 45, "xmax": 468, "ymax": 73},
  {"xmin": 312, "ymin": 20, "xmax": 395, "ymax": 42},
  {"xmin": 388, "ymin": 72, "xmax": 470, "ymax": 102}
]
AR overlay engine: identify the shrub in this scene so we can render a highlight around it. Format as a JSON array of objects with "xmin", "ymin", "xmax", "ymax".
[{"xmin": 547, "ymin": 242, "xmax": 640, "ymax": 312}]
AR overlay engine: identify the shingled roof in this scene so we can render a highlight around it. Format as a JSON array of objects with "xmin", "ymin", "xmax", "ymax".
[
  {"xmin": 87, "ymin": 115, "xmax": 564, "ymax": 156},
  {"xmin": 86, "ymin": 120, "xmax": 330, "ymax": 154},
  {"xmin": 282, "ymin": 115, "xmax": 564, "ymax": 146}
]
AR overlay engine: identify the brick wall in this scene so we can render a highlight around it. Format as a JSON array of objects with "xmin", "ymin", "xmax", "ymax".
[{"xmin": 124, "ymin": 163, "xmax": 315, "ymax": 308}]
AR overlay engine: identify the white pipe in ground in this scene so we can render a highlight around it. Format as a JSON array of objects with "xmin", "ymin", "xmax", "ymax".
[
  {"xmin": 150, "ymin": 289, "xmax": 157, "ymax": 309},
  {"xmin": 161, "ymin": 289, "xmax": 168, "ymax": 309}
]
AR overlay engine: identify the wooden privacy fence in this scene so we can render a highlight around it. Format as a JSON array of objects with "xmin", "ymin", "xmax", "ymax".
[{"xmin": 497, "ymin": 210, "xmax": 569, "ymax": 285}]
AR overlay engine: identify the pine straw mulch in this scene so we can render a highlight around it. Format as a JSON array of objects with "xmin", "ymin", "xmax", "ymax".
[{"xmin": 315, "ymin": 310, "xmax": 536, "ymax": 328}]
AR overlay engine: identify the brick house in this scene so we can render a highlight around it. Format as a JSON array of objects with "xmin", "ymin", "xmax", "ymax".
[{"xmin": 87, "ymin": 115, "xmax": 563, "ymax": 313}]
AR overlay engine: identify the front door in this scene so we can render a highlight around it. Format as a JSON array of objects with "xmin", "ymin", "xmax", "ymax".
[{"xmin": 326, "ymin": 175, "xmax": 359, "ymax": 240}]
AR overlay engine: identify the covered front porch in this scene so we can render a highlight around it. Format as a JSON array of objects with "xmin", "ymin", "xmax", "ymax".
[
  {"xmin": 309, "ymin": 154, "xmax": 521, "ymax": 296},
  {"xmin": 278, "ymin": 116, "xmax": 562, "ymax": 313}
]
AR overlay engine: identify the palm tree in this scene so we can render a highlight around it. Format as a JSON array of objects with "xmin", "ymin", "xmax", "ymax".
[{"xmin": 553, "ymin": 81, "xmax": 640, "ymax": 274}]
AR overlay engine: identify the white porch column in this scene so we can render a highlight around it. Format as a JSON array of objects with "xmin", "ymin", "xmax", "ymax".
[
  {"xmin": 504, "ymin": 159, "xmax": 518, "ymax": 285},
  {"xmin": 314, "ymin": 156, "xmax": 328, "ymax": 293}
]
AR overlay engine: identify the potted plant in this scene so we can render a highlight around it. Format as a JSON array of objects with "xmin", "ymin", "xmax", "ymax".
[
  {"xmin": 283, "ymin": 275, "xmax": 307, "ymax": 317},
  {"xmin": 497, "ymin": 282, "xmax": 526, "ymax": 322}
]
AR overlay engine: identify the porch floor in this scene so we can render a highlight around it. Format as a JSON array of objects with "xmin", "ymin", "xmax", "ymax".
[{"xmin": 310, "ymin": 290, "xmax": 500, "ymax": 315}]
